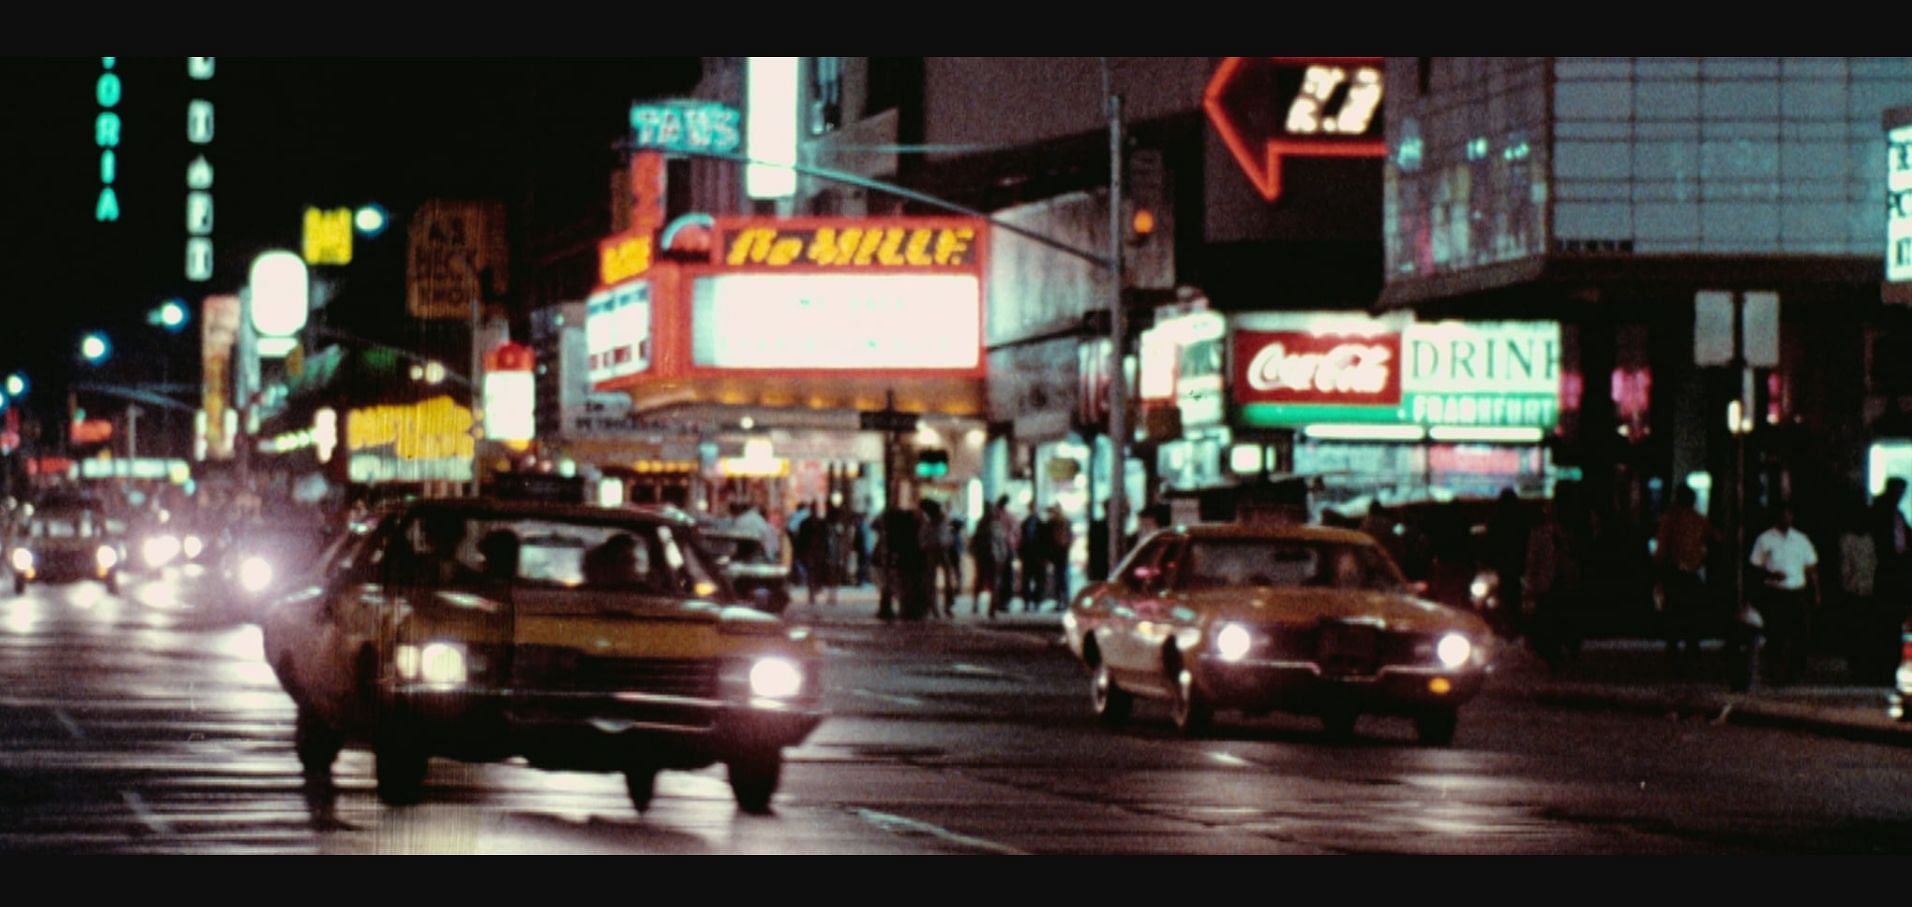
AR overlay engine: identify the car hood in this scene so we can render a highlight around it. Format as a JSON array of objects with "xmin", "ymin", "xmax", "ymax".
[
  {"xmin": 406, "ymin": 586, "xmax": 801, "ymax": 661},
  {"xmin": 1182, "ymin": 587, "xmax": 1489, "ymax": 635}
]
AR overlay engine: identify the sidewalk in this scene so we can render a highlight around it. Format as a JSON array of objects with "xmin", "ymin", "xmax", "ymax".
[{"xmin": 780, "ymin": 583, "xmax": 1912, "ymax": 746}]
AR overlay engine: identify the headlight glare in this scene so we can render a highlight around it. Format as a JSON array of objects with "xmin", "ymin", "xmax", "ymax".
[
  {"xmin": 1215, "ymin": 623, "xmax": 1254, "ymax": 662},
  {"xmin": 96, "ymin": 545, "xmax": 118, "ymax": 569},
  {"xmin": 182, "ymin": 535, "xmax": 203, "ymax": 560},
  {"xmin": 142, "ymin": 534, "xmax": 181, "ymax": 568},
  {"xmin": 1437, "ymin": 633, "xmax": 1473, "ymax": 669},
  {"xmin": 10, "ymin": 548, "xmax": 31, "ymax": 572},
  {"xmin": 419, "ymin": 642, "xmax": 468, "ymax": 684},
  {"xmin": 748, "ymin": 657, "xmax": 804, "ymax": 698},
  {"xmin": 238, "ymin": 556, "xmax": 274, "ymax": 593}
]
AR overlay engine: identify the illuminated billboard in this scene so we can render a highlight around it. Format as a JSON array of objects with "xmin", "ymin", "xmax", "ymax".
[
  {"xmin": 586, "ymin": 280, "xmax": 651, "ymax": 385},
  {"xmin": 1231, "ymin": 313, "xmax": 1560, "ymax": 430},
  {"xmin": 690, "ymin": 273, "xmax": 981, "ymax": 371}
]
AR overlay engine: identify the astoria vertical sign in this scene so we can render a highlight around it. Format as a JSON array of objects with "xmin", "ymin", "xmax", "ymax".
[
  {"xmin": 95, "ymin": 58, "xmax": 121, "ymax": 222},
  {"xmin": 185, "ymin": 57, "xmax": 215, "ymax": 282}
]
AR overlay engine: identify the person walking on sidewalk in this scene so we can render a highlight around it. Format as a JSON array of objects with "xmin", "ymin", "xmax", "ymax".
[
  {"xmin": 1747, "ymin": 503, "xmax": 1820, "ymax": 689},
  {"xmin": 969, "ymin": 501, "xmax": 1011, "ymax": 617},
  {"xmin": 1524, "ymin": 482, "xmax": 1588, "ymax": 671},
  {"xmin": 1045, "ymin": 505, "xmax": 1074, "ymax": 611},
  {"xmin": 1019, "ymin": 508, "xmax": 1047, "ymax": 611},
  {"xmin": 796, "ymin": 500, "xmax": 838, "ymax": 607},
  {"xmin": 1654, "ymin": 485, "xmax": 1720, "ymax": 663}
]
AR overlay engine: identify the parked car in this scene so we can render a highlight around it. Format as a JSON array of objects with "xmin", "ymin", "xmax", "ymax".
[
  {"xmin": 1063, "ymin": 522, "xmax": 1494, "ymax": 745},
  {"xmin": 9, "ymin": 504, "xmax": 121, "ymax": 594},
  {"xmin": 261, "ymin": 498, "xmax": 825, "ymax": 813},
  {"xmin": 700, "ymin": 526, "xmax": 791, "ymax": 614}
]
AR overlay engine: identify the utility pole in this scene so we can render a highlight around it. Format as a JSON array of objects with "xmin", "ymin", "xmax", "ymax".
[
  {"xmin": 1104, "ymin": 60, "xmax": 1130, "ymax": 571},
  {"xmin": 126, "ymin": 404, "xmax": 141, "ymax": 462}
]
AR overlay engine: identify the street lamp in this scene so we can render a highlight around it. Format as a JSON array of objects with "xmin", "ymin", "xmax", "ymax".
[
  {"xmin": 149, "ymin": 299, "xmax": 188, "ymax": 332},
  {"xmin": 80, "ymin": 332, "xmax": 111, "ymax": 364},
  {"xmin": 354, "ymin": 203, "xmax": 389, "ymax": 238}
]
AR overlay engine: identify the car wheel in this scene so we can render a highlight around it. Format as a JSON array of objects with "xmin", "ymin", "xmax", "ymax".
[
  {"xmin": 1415, "ymin": 708, "xmax": 1460, "ymax": 747},
  {"xmin": 625, "ymin": 766, "xmax": 660, "ymax": 813},
  {"xmin": 1091, "ymin": 662, "xmax": 1134, "ymax": 728},
  {"xmin": 12, "ymin": 574, "xmax": 22, "ymax": 595},
  {"xmin": 1320, "ymin": 708, "xmax": 1359, "ymax": 741},
  {"xmin": 727, "ymin": 747, "xmax": 783, "ymax": 815},
  {"xmin": 105, "ymin": 572, "xmax": 119, "ymax": 595},
  {"xmin": 1169, "ymin": 667, "xmax": 1212, "ymax": 738},
  {"xmin": 294, "ymin": 705, "xmax": 345, "ymax": 778},
  {"xmin": 374, "ymin": 734, "xmax": 430, "ymax": 806}
]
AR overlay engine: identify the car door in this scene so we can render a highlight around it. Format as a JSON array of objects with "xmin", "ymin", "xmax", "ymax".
[
  {"xmin": 305, "ymin": 514, "xmax": 402, "ymax": 732},
  {"xmin": 1099, "ymin": 535, "xmax": 1180, "ymax": 692}
]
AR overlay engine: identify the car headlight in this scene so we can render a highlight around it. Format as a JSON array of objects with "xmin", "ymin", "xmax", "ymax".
[
  {"xmin": 238, "ymin": 556, "xmax": 274, "ymax": 593},
  {"xmin": 396, "ymin": 642, "xmax": 468, "ymax": 685},
  {"xmin": 1436, "ymin": 632, "xmax": 1474, "ymax": 669},
  {"xmin": 96, "ymin": 545, "xmax": 118, "ymax": 569},
  {"xmin": 182, "ymin": 535, "xmax": 203, "ymax": 560},
  {"xmin": 748, "ymin": 657, "xmax": 804, "ymax": 698},
  {"xmin": 1469, "ymin": 571, "xmax": 1496, "ymax": 604},
  {"xmin": 142, "ymin": 534, "xmax": 181, "ymax": 568},
  {"xmin": 1215, "ymin": 623, "xmax": 1254, "ymax": 662},
  {"xmin": 10, "ymin": 548, "xmax": 32, "ymax": 572}
]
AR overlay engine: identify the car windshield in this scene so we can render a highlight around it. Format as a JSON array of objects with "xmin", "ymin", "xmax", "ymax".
[
  {"xmin": 30, "ymin": 511, "xmax": 97, "ymax": 539},
  {"xmin": 391, "ymin": 512, "xmax": 725, "ymax": 599},
  {"xmin": 1181, "ymin": 538, "xmax": 1404, "ymax": 593}
]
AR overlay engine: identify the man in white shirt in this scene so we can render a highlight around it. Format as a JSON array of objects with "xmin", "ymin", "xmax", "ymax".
[{"xmin": 1748, "ymin": 504, "xmax": 1819, "ymax": 687}]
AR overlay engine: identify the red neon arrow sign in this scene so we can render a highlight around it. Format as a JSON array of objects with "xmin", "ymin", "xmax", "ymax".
[{"xmin": 1204, "ymin": 57, "xmax": 1386, "ymax": 202}]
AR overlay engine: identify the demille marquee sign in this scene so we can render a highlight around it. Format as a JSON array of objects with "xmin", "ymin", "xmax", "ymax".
[{"xmin": 346, "ymin": 396, "xmax": 474, "ymax": 483}]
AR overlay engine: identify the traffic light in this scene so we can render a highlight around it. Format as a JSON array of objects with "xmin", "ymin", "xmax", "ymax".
[
  {"xmin": 914, "ymin": 449, "xmax": 949, "ymax": 479},
  {"xmin": 1126, "ymin": 205, "xmax": 1157, "ymax": 246}
]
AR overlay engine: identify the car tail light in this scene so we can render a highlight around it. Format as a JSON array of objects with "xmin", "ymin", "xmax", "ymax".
[{"xmin": 1901, "ymin": 630, "xmax": 1912, "ymax": 666}]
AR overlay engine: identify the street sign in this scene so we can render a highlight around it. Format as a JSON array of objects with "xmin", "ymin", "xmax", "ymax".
[{"xmin": 859, "ymin": 409, "xmax": 919, "ymax": 433}]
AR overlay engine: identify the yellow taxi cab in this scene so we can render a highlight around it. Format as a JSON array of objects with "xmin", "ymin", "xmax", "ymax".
[
  {"xmin": 261, "ymin": 498, "xmax": 825, "ymax": 814},
  {"xmin": 1064, "ymin": 522, "xmax": 1493, "ymax": 745}
]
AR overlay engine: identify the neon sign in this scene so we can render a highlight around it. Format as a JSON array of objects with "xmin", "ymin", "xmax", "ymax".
[
  {"xmin": 346, "ymin": 396, "xmax": 474, "ymax": 461},
  {"xmin": 721, "ymin": 225, "xmax": 977, "ymax": 269},
  {"xmin": 1204, "ymin": 57, "xmax": 1386, "ymax": 202},
  {"xmin": 185, "ymin": 57, "xmax": 215, "ymax": 281},
  {"xmin": 96, "ymin": 58, "xmax": 120, "ymax": 223},
  {"xmin": 303, "ymin": 207, "xmax": 354, "ymax": 265},
  {"xmin": 629, "ymin": 100, "xmax": 741, "ymax": 154},
  {"xmin": 598, "ymin": 232, "xmax": 653, "ymax": 285}
]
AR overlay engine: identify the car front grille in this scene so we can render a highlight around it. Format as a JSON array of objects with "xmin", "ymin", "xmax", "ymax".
[
  {"xmin": 1260, "ymin": 623, "xmax": 1439, "ymax": 676},
  {"xmin": 510, "ymin": 647, "xmax": 720, "ymax": 699}
]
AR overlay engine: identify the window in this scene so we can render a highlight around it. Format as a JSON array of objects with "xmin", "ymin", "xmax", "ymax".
[
  {"xmin": 1118, "ymin": 538, "xmax": 1172, "ymax": 588},
  {"xmin": 1182, "ymin": 539, "xmax": 1404, "ymax": 592}
]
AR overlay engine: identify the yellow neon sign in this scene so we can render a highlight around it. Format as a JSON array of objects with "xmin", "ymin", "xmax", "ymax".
[
  {"xmin": 347, "ymin": 397, "xmax": 475, "ymax": 461},
  {"xmin": 723, "ymin": 225, "xmax": 976, "ymax": 268},
  {"xmin": 599, "ymin": 234, "xmax": 653, "ymax": 285},
  {"xmin": 303, "ymin": 207, "xmax": 354, "ymax": 265}
]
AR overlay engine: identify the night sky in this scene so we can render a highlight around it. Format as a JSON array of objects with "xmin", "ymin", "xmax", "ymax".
[{"xmin": 0, "ymin": 57, "xmax": 702, "ymax": 431}]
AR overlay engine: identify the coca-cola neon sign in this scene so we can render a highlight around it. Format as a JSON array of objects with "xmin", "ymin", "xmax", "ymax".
[{"xmin": 1234, "ymin": 331, "xmax": 1402, "ymax": 406}]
